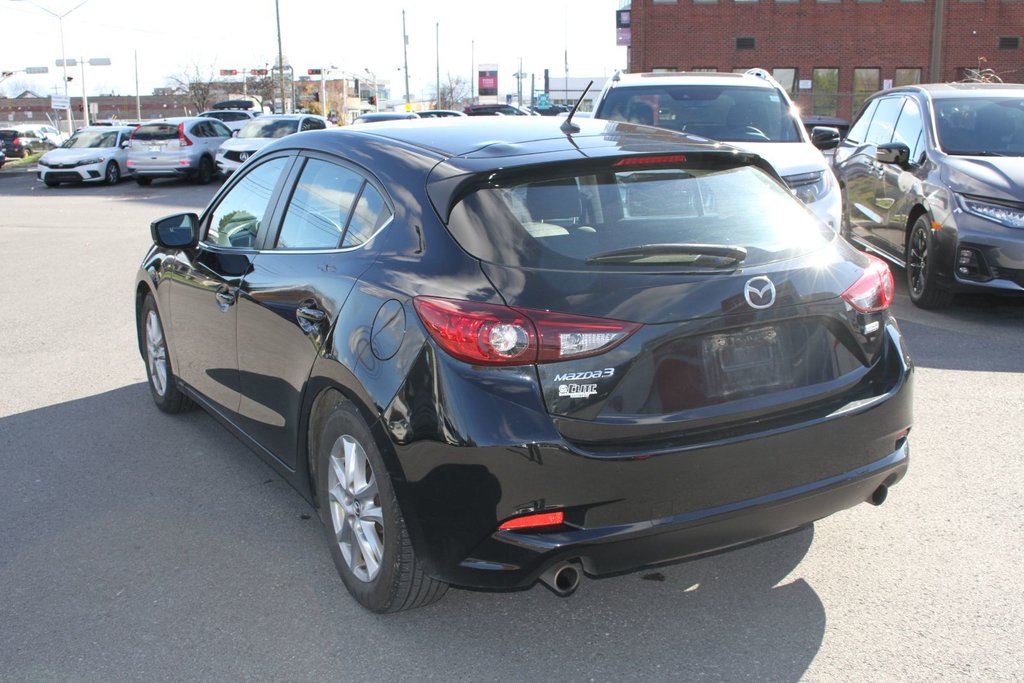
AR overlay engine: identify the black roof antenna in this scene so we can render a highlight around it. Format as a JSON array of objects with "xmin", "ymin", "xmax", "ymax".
[{"xmin": 560, "ymin": 80, "xmax": 595, "ymax": 135}]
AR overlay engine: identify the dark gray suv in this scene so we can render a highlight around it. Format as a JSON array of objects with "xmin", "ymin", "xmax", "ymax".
[{"xmin": 833, "ymin": 83, "xmax": 1024, "ymax": 308}]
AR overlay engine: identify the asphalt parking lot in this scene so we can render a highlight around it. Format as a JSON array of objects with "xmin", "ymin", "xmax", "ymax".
[{"xmin": 1, "ymin": 170, "xmax": 1022, "ymax": 681}]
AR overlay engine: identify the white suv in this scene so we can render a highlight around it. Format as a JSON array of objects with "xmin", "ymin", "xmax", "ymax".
[{"xmin": 593, "ymin": 69, "xmax": 842, "ymax": 230}]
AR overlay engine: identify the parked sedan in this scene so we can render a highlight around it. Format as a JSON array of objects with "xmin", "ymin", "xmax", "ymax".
[
  {"xmin": 352, "ymin": 111, "xmax": 419, "ymax": 124},
  {"xmin": 126, "ymin": 117, "xmax": 231, "ymax": 185},
  {"xmin": 833, "ymin": 83, "xmax": 1024, "ymax": 308},
  {"xmin": 37, "ymin": 125, "xmax": 134, "ymax": 186},
  {"xmin": 215, "ymin": 114, "xmax": 328, "ymax": 175},
  {"xmin": 135, "ymin": 116, "xmax": 911, "ymax": 613},
  {"xmin": 0, "ymin": 129, "xmax": 29, "ymax": 158}
]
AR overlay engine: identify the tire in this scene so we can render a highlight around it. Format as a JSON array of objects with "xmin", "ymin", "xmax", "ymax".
[
  {"xmin": 135, "ymin": 176, "xmax": 152, "ymax": 186},
  {"xmin": 195, "ymin": 156, "xmax": 213, "ymax": 185},
  {"xmin": 43, "ymin": 178, "xmax": 60, "ymax": 188},
  {"xmin": 104, "ymin": 161, "xmax": 120, "ymax": 185},
  {"xmin": 22, "ymin": 147, "xmax": 32, "ymax": 158},
  {"xmin": 906, "ymin": 214, "xmax": 953, "ymax": 309},
  {"xmin": 140, "ymin": 294, "xmax": 192, "ymax": 413},
  {"xmin": 314, "ymin": 398, "xmax": 448, "ymax": 613}
]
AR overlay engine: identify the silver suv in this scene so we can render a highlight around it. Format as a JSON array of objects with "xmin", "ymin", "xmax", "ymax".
[
  {"xmin": 593, "ymin": 70, "xmax": 842, "ymax": 230},
  {"xmin": 126, "ymin": 117, "xmax": 231, "ymax": 185}
]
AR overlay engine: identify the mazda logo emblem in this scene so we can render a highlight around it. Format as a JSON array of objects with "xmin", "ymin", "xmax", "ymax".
[{"xmin": 744, "ymin": 276, "xmax": 776, "ymax": 309}]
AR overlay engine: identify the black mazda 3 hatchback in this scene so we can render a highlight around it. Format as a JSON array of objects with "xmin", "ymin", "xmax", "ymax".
[{"xmin": 134, "ymin": 116, "xmax": 912, "ymax": 612}]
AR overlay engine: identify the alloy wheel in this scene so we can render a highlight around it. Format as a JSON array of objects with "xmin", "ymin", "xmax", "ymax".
[
  {"xmin": 145, "ymin": 310, "xmax": 168, "ymax": 397},
  {"xmin": 327, "ymin": 434, "xmax": 385, "ymax": 582},
  {"xmin": 907, "ymin": 223, "xmax": 929, "ymax": 298}
]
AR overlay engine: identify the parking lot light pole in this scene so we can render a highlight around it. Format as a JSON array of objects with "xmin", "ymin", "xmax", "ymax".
[{"xmin": 9, "ymin": 0, "xmax": 93, "ymax": 135}]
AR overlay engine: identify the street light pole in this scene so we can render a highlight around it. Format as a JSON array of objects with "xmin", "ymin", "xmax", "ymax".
[
  {"xmin": 275, "ymin": 0, "xmax": 286, "ymax": 113},
  {"xmin": 402, "ymin": 9, "xmax": 410, "ymax": 109},
  {"xmin": 10, "ymin": 0, "xmax": 93, "ymax": 134}
]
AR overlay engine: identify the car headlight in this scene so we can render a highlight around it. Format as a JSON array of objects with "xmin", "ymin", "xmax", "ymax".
[
  {"xmin": 959, "ymin": 195, "xmax": 1024, "ymax": 229},
  {"xmin": 784, "ymin": 170, "xmax": 834, "ymax": 205},
  {"xmin": 38, "ymin": 159, "xmax": 50, "ymax": 167},
  {"xmin": 75, "ymin": 157, "xmax": 104, "ymax": 167}
]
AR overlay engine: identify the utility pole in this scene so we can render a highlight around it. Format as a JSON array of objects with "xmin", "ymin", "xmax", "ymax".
[
  {"xmin": 134, "ymin": 50, "xmax": 141, "ymax": 122},
  {"xmin": 435, "ymin": 22, "xmax": 440, "ymax": 109},
  {"xmin": 275, "ymin": 0, "xmax": 286, "ymax": 113},
  {"xmin": 402, "ymin": 9, "xmax": 411, "ymax": 109}
]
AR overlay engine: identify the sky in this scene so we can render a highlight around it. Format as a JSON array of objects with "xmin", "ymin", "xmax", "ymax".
[{"xmin": 1, "ymin": 0, "xmax": 628, "ymax": 101}]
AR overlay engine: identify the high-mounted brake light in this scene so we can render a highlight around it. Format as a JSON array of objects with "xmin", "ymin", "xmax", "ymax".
[
  {"xmin": 842, "ymin": 254, "xmax": 895, "ymax": 313},
  {"xmin": 498, "ymin": 511, "xmax": 565, "ymax": 531},
  {"xmin": 413, "ymin": 297, "xmax": 640, "ymax": 366},
  {"xmin": 177, "ymin": 122, "xmax": 193, "ymax": 147},
  {"xmin": 614, "ymin": 154, "xmax": 687, "ymax": 167}
]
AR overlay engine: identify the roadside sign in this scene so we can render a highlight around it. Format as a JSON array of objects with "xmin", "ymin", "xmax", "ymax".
[
  {"xmin": 51, "ymin": 95, "xmax": 70, "ymax": 110},
  {"xmin": 25, "ymin": 66, "xmax": 49, "ymax": 75},
  {"xmin": 537, "ymin": 93, "xmax": 551, "ymax": 108}
]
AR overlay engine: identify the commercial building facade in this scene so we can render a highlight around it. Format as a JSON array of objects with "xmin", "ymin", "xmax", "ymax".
[{"xmin": 622, "ymin": 0, "xmax": 1023, "ymax": 120}]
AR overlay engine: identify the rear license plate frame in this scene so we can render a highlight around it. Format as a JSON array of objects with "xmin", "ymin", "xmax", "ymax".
[{"xmin": 703, "ymin": 326, "xmax": 785, "ymax": 399}]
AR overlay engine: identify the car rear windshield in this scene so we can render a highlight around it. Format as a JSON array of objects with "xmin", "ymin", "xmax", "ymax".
[
  {"xmin": 934, "ymin": 97, "xmax": 1024, "ymax": 156},
  {"xmin": 599, "ymin": 85, "xmax": 802, "ymax": 143},
  {"xmin": 445, "ymin": 161, "xmax": 832, "ymax": 270},
  {"xmin": 132, "ymin": 124, "xmax": 178, "ymax": 141},
  {"xmin": 238, "ymin": 118, "xmax": 299, "ymax": 139},
  {"xmin": 0, "ymin": 130, "xmax": 17, "ymax": 141}
]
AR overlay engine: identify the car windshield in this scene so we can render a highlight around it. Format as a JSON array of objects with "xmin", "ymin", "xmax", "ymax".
[
  {"xmin": 600, "ymin": 84, "xmax": 803, "ymax": 143},
  {"xmin": 63, "ymin": 131, "xmax": 119, "ymax": 148},
  {"xmin": 446, "ymin": 162, "xmax": 831, "ymax": 270},
  {"xmin": 238, "ymin": 118, "xmax": 299, "ymax": 139},
  {"xmin": 934, "ymin": 97, "xmax": 1024, "ymax": 156}
]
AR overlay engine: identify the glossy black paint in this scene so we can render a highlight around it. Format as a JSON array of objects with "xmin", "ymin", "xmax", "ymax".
[{"xmin": 136, "ymin": 116, "xmax": 912, "ymax": 592}]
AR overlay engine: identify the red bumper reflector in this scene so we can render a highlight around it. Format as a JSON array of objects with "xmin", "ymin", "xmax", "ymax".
[{"xmin": 498, "ymin": 511, "xmax": 565, "ymax": 531}]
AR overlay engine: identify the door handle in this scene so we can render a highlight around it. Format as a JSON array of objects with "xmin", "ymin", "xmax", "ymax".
[
  {"xmin": 215, "ymin": 288, "xmax": 236, "ymax": 309},
  {"xmin": 296, "ymin": 305, "xmax": 326, "ymax": 334}
]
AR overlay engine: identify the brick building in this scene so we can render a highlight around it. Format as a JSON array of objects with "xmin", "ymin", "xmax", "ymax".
[{"xmin": 621, "ymin": 0, "xmax": 1024, "ymax": 120}]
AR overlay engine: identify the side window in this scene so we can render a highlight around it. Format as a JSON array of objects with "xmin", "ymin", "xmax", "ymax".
[
  {"xmin": 206, "ymin": 157, "xmax": 290, "ymax": 249},
  {"xmin": 301, "ymin": 118, "xmax": 325, "ymax": 131},
  {"xmin": 276, "ymin": 159, "xmax": 364, "ymax": 250},
  {"xmin": 343, "ymin": 184, "xmax": 392, "ymax": 247},
  {"xmin": 191, "ymin": 122, "xmax": 209, "ymax": 138},
  {"xmin": 210, "ymin": 120, "xmax": 231, "ymax": 137},
  {"xmin": 892, "ymin": 97, "xmax": 924, "ymax": 163},
  {"xmin": 864, "ymin": 97, "xmax": 905, "ymax": 146},
  {"xmin": 846, "ymin": 99, "xmax": 879, "ymax": 144}
]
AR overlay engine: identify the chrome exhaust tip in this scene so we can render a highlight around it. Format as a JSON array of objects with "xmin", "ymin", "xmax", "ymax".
[{"xmin": 539, "ymin": 561, "xmax": 581, "ymax": 597}]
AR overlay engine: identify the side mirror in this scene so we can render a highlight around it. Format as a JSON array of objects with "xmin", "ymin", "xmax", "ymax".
[
  {"xmin": 120, "ymin": 140, "xmax": 130, "ymax": 149},
  {"xmin": 151, "ymin": 213, "xmax": 199, "ymax": 250},
  {"xmin": 811, "ymin": 126, "xmax": 841, "ymax": 151},
  {"xmin": 876, "ymin": 142, "xmax": 911, "ymax": 167},
  {"xmin": 231, "ymin": 130, "xmax": 239, "ymax": 137}
]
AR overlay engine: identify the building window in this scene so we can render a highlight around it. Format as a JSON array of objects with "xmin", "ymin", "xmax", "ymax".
[
  {"xmin": 999, "ymin": 37, "xmax": 1021, "ymax": 49},
  {"xmin": 774, "ymin": 0, "xmax": 799, "ymax": 3},
  {"xmin": 816, "ymin": 0, "xmax": 840, "ymax": 4},
  {"xmin": 853, "ymin": 68, "xmax": 880, "ymax": 112},
  {"xmin": 812, "ymin": 68, "xmax": 840, "ymax": 116},
  {"xmin": 652, "ymin": 67, "xmax": 679, "ymax": 72},
  {"xmin": 898, "ymin": 0, "xmax": 925, "ymax": 3},
  {"xmin": 736, "ymin": 37, "xmax": 756, "ymax": 49},
  {"xmin": 773, "ymin": 68, "xmax": 799, "ymax": 95},
  {"xmin": 692, "ymin": 67, "xmax": 719, "ymax": 72},
  {"xmin": 693, "ymin": 0, "xmax": 719, "ymax": 4},
  {"xmin": 894, "ymin": 68, "xmax": 922, "ymax": 86},
  {"xmin": 652, "ymin": 0, "xmax": 679, "ymax": 4}
]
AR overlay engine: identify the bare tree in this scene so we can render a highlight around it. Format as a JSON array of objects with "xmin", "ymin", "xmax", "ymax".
[
  {"xmin": 434, "ymin": 74, "xmax": 471, "ymax": 111},
  {"xmin": 167, "ymin": 63, "xmax": 222, "ymax": 114}
]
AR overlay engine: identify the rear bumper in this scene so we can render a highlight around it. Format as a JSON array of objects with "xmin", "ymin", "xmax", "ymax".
[{"xmin": 455, "ymin": 443, "xmax": 906, "ymax": 588}]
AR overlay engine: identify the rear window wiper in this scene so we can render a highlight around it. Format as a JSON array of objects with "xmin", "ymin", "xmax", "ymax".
[{"xmin": 586, "ymin": 243, "xmax": 747, "ymax": 265}]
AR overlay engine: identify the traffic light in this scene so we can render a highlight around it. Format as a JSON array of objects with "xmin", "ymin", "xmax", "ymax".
[
  {"xmin": 308, "ymin": 68, "xmax": 322, "ymax": 76},
  {"xmin": 219, "ymin": 69, "xmax": 238, "ymax": 76},
  {"xmin": 250, "ymin": 69, "xmax": 268, "ymax": 76}
]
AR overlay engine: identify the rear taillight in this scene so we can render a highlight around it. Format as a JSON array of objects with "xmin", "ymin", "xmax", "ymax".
[
  {"xmin": 177, "ymin": 123, "xmax": 193, "ymax": 147},
  {"xmin": 13, "ymin": 137, "xmax": 22, "ymax": 146},
  {"xmin": 413, "ymin": 296, "xmax": 641, "ymax": 366},
  {"xmin": 842, "ymin": 254, "xmax": 894, "ymax": 313}
]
